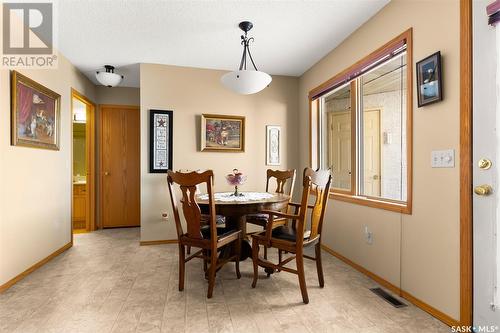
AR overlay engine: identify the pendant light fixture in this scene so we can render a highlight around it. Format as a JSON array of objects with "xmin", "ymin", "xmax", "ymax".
[
  {"xmin": 221, "ymin": 21, "xmax": 272, "ymax": 95},
  {"xmin": 96, "ymin": 65, "xmax": 124, "ymax": 87}
]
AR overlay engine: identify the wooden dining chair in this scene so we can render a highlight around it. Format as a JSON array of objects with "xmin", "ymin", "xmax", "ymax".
[
  {"xmin": 246, "ymin": 169, "xmax": 296, "ymax": 227},
  {"xmin": 246, "ymin": 169, "xmax": 296, "ymax": 258},
  {"xmin": 167, "ymin": 170, "xmax": 242, "ymax": 298},
  {"xmin": 250, "ymin": 168, "xmax": 332, "ymax": 304}
]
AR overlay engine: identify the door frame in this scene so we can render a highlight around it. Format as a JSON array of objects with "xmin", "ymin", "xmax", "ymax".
[
  {"xmin": 460, "ymin": 0, "xmax": 473, "ymax": 327},
  {"xmin": 98, "ymin": 104, "xmax": 141, "ymax": 228},
  {"xmin": 70, "ymin": 89, "xmax": 96, "ymax": 239}
]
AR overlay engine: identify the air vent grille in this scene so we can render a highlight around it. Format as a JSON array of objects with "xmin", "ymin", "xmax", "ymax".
[{"xmin": 370, "ymin": 287, "xmax": 407, "ymax": 308}]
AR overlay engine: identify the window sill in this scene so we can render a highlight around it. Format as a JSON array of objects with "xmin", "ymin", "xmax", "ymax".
[{"xmin": 327, "ymin": 192, "xmax": 412, "ymax": 214}]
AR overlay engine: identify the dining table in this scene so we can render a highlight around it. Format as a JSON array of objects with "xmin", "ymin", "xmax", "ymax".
[{"xmin": 197, "ymin": 191, "xmax": 290, "ymax": 260}]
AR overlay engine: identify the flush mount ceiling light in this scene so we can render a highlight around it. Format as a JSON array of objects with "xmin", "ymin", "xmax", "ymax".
[
  {"xmin": 221, "ymin": 21, "xmax": 272, "ymax": 95},
  {"xmin": 95, "ymin": 65, "xmax": 124, "ymax": 87}
]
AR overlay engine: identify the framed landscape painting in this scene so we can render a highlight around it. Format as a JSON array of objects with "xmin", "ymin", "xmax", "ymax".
[
  {"xmin": 201, "ymin": 114, "xmax": 245, "ymax": 152},
  {"xmin": 11, "ymin": 71, "xmax": 61, "ymax": 150},
  {"xmin": 149, "ymin": 109, "xmax": 173, "ymax": 173},
  {"xmin": 266, "ymin": 125, "xmax": 281, "ymax": 166}
]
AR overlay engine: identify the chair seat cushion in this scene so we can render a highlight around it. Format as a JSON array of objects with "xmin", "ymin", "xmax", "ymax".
[
  {"xmin": 200, "ymin": 214, "xmax": 226, "ymax": 226},
  {"xmin": 246, "ymin": 213, "xmax": 269, "ymax": 221},
  {"xmin": 271, "ymin": 226, "xmax": 311, "ymax": 242},
  {"xmin": 201, "ymin": 226, "xmax": 238, "ymax": 240}
]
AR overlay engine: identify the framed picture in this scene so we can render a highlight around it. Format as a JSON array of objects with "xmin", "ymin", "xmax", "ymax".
[
  {"xmin": 201, "ymin": 114, "xmax": 245, "ymax": 152},
  {"xmin": 149, "ymin": 109, "xmax": 173, "ymax": 173},
  {"xmin": 266, "ymin": 125, "xmax": 281, "ymax": 166},
  {"xmin": 11, "ymin": 71, "xmax": 61, "ymax": 150},
  {"xmin": 416, "ymin": 51, "xmax": 443, "ymax": 107}
]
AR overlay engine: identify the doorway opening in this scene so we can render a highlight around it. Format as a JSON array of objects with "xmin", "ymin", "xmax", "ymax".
[{"xmin": 71, "ymin": 89, "xmax": 96, "ymax": 234}]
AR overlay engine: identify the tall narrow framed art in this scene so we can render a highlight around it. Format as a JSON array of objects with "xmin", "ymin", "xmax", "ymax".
[{"xmin": 149, "ymin": 109, "xmax": 173, "ymax": 173}]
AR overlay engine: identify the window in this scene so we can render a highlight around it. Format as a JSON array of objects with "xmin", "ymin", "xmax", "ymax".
[{"xmin": 310, "ymin": 29, "xmax": 412, "ymax": 214}]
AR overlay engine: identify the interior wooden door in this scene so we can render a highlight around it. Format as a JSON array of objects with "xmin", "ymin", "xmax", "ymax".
[
  {"xmin": 100, "ymin": 105, "xmax": 140, "ymax": 228},
  {"xmin": 363, "ymin": 109, "xmax": 381, "ymax": 197},
  {"xmin": 328, "ymin": 111, "xmax": 352, "ymax": 190}
]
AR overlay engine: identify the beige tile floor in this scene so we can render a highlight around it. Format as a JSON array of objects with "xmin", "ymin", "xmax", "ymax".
[{"xmin": 0, "ymin": 228, "xmax": 451, "ymax": 333}]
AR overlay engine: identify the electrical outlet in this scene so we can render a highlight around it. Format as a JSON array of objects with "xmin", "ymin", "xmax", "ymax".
[{"xmin": 364, "ymin": 226, "xmax": 373, "ymax": 245}]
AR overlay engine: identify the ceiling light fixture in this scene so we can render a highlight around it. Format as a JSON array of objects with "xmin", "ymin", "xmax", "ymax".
[
  {"xmin": 96, "ymin": 65, "xmax": 124, "ymax": 87},
  {"xmin": 221, "ymin": 21, "xmax": 272, "ymax": 95}
]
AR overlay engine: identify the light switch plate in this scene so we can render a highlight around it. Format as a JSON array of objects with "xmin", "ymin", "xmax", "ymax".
[{"xmin": 431, "ymin": 149, "xmax": 455, "ymax": 168}]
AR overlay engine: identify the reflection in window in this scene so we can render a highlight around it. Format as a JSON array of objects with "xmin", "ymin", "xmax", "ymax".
[
  {"xmin": 318, "ymin": 52, "xmax": 408, "ymax": 202},
  {"xmin": 361, "ymin": 54, "xmax": 407, "ymax": 201},
  {"xmin": 321, "ymin": 84, "xmax": 352, "ymax": 191}
]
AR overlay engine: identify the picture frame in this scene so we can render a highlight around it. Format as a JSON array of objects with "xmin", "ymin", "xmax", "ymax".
[
  {"xmin": 11, "ymin": 71, "xmax": 61, "ymax": 150},
  {"xmin": 149, "ymin": 109, "xmax": 173, "ymax": 173},
  {"xmin": 201, "ymin": 114, "xmax": 245, "ymax": 152},
  {"xmin": 266, "ymin": 125, "xmax": 281, "ymax": 166},
  {"xmin": 416, "ymin": 51, "xmax": 443, "ymax": 107}
]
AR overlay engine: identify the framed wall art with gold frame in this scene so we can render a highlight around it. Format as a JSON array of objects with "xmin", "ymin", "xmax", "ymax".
[
  {"xmin": 201, "ymin": 114, "xmax": 245, "ymax": 152},
  {"xmin": 11, "ymin": 71, "xmax": 61, "ymax": 150}
]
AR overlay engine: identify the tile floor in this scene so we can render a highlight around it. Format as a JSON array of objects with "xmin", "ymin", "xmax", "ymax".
[{"xmin": 0, "ymin": 228, "xmax": 451, "ymax": 333}]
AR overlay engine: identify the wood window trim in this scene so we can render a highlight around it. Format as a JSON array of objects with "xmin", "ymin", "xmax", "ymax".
[
  {"xmin": 309, "ymin": 28, "xmax": 413, "ymax": 215},
  {"xmin": 329, "ymin": 192, "xmax": 411, "ymax": 214}
]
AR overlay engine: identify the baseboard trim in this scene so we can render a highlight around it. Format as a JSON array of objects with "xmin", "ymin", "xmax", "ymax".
[
  {"xmin": 0, "ymin": 241, "xmax": 72, "ymax": 293},
  {"xmin": 321, "ymin": 244, "xmax": 401, "ymax": 294},
  {"xmin": 320, "ymin": 244, "xmax": 459, "ymax": 327},
  {"xmin": 140, "ymin": 239, "xmax": 178, "ymax": 246},
  {"xmin": 400, "ymin": 290, "xmax": 459, "ymax": 327}
]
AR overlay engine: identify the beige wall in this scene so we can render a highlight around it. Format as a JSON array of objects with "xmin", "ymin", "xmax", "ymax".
[
  {"xmin": 298, "ymin": 0, "xmax": 460, "ymax": 320},
  {"xmin": 0, "ymin": 55, "xmax": 96, "ymax": 286},
  {"xmin": 140, "ymin": 63, "xmax": 299, "ymax": 241},
  {"xmin": 96, "ymin": 86, "xmax": 140, "ymax": 106}
]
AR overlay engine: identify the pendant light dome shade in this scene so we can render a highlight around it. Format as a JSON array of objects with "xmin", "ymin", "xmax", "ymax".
[
  {"xmin": 221, "ymin": 70, "xmax": 272, "ymax": 95},
  {"xmin": 221, "ymin": 21, "xmax": 271, "ymax": 95},
  {"xmin": 96, "ymin": 65, "xmax": 123, "ymax": 87}
]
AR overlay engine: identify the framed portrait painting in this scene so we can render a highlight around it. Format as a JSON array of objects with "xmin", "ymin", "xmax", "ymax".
[
  {"xmin": 149, "ymin": 109, "xmax": 173, "ymax": 173},
  {"xmin": 266, "ymin": 125, "xmax": 281, "ymax": 166},
  {"xmin": 201, "ymin": 114, "xmax": 245, "ymax": 152},
  {"xmin": 416, "ymin": 51, "xmax": 443, "ymax": 107},
  {"xmin": 11, "ymin": 71, "xmax": 61, "ymax": 150}
]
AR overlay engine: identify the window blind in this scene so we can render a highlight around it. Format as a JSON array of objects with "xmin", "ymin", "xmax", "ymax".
[
  {"xmin": 488, "ymin": 0, "xmax": 500, "ymax": 26},
  {"xmin": 309, "ymin": 39, "xmax": 407, "ymax": 100}
]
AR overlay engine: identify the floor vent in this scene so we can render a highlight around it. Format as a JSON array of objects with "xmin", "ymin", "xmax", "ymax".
[{"xmin": 370, "ymin": 287, "xmax": 407, "ymax": 308}]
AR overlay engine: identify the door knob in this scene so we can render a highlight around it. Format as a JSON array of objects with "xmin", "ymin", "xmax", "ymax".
[
  {"xmin": 474, "ymin": 184, "xmax": 492, "ymax": 196},
  {"xmin": 373, "ymin": 175, "xmax": 379, "ymax": 180},
  {"xmin": 478, "ymin": 158, "xmax": 492, "ymax": 170},
  {"xmin": 104, "ymin": 171, "xmax": 110, "ymax": 176}
]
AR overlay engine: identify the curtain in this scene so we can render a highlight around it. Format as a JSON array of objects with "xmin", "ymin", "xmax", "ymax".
[
  {"xmin": 17, "ymin": 83, "xmax": 33, "ymax": 124},
  {"xmin": 488, "ymin": 0, "xmax": 500, "ymax": 26}
]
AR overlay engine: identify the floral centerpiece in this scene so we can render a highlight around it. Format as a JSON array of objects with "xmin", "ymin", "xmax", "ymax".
[{"xmin": 225, "ymin": 169, "xmax": 246, "ymax": 196}]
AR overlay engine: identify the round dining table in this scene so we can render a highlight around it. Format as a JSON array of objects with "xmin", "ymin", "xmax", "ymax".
[{"xmin": 197, "ymin": 191, "xmax": 290, "ymax": 260}]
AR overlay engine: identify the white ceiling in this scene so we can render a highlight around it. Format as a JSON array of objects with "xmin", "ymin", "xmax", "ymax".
[{"xmin": 56, "ymin": 0, "xmax": 390, "ymax": 88}]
